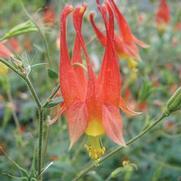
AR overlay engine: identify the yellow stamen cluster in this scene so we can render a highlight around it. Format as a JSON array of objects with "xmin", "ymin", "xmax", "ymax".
[
  {"xmin": 85, "ymin": 144, "xmax": 105, "ymax": 160},
  {"xmin": 84, "ymin": 136, "xmax": 106, "ymax": 160}
]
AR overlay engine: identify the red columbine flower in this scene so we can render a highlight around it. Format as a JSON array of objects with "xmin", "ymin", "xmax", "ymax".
[
  {"xmin": 155, "ymin": 0, "xmax": 170, "ymax": 33},
  {"xmin": 59, "ymin": 3, "xmax": 140, "ymax": 160},
  {"xmin": 90, "ymin": 0, "xmax": 148, "ymax": 71}
]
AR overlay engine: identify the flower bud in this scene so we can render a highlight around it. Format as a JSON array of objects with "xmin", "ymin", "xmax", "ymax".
[{"xmin": 166, "ymin": 87, "xmax": 181, "ymax": 114}]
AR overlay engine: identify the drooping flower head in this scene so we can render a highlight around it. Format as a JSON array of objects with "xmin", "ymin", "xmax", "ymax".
[
  {"xmin": 155, "ymin": 0, "xmax": 170, "ymax": 33},
  {"xmin": 59, "ymin": 2, "xmax": 140, "ymax": 160},
  {"xmin": 90, "ymin": 0, "xmax": 148, "ymax": 73}
]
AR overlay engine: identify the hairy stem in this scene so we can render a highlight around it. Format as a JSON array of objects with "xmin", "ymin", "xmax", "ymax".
[
  {"xmin": 38, "ymin": 109, "xmax": 43, "ymax": 181},
  {"xmin": 42, "ymin": 84, "xmax": 60, "ymax": 107},
  {"xmin": 25, "ymin": 76, "xmax": 41, "ymax": 109}
]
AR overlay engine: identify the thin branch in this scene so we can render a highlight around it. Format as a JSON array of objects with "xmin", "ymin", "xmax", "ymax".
[
  {"xmin": 0, "ymin": 58, "xmax": 43, "ymax": 180},
  {"xmin": 0, "ymin": 58, "xmax": 41, "ymax": 108},
  {"xmin": 20, "ymin": 1, "xmax": 51, "ymax": 66},
  {"xmin": 42, "ymin": 84, "xmax": 60, "ymax": 108},
  {"xmin": 38, "ymin": 109, "xmax": 43, "ymax": 181},
  {"xmin": 25, "ymin": 76, "xmax": 42, "ymax": 109},
  {"xmin": 73, "ymin": 113, "xmax": 168, "ymax": 181}
]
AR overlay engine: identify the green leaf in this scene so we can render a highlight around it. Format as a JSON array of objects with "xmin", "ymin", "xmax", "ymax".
[
  {"xmin": 45, "ymin": 97, "xmax": 63, "ymax": 108},
  {"xmin": 48, "ymin": 69, "xmax": 58, "ymax": 80},
  {"xmin": 0, "ymin": 20, "xmax": 38, "ymax": 40}
]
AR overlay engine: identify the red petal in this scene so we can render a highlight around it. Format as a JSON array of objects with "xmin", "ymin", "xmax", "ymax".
[
  {"xmin": 108, "ymin": 0, "xmax": 133, "ymax": 42},
  {"xmin": 119, "ymin": 97, "xmax": 142, "ymax": 116},
  {"xmin": 66, "ymin": 102, "xmax": 88, "ymax": 149},
  {"xmin": 60, "ymin": 5, "xmax": 84, "ymax": 105},
  {"xmin": 102, "ymin": 105, "xmax": 126, "ymax": 146},
  {"xmin": 0, "ymin": 43, "xmax": 12, "ymax": 58},
  {"xmin": 132, "ymin": 36, "xmax": 149, "ymax": 48},
  {"xmin": 73, "ymin": 5, "xmax": 97, "ymax": 107},
  {"xmin": 60, "ymin": 5, "xmax": 73, "ymax": 66},
  {"xmin": 72, "ymin": 5, "xmax": 87, "ymax": 93},
  {"xmin": 90, "ymin": 13, "xmax": 107, "ymax": 46},
  {"xmin": 72, "ymin": 5, "xmax": 87, "ymax": 65},
  {"xmin": 108, "ymin": 0, "xmax": 148, "ymax": 58},
  {"xmin": 125, "ymin": 42, "xmax": 141, "ymax": 60},
  {"xmin": 98, "ymin": 3, "xmax": 121, "ymax": 106}
]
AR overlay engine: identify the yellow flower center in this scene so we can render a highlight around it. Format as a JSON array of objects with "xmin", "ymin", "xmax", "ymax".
[
  {"xmin": 84, "ymin": 120, "xmax": 105, "ymax": 160},
  {"xmin": 85, "ymin": 120, "xmax": 104, "ymax": 136},
  {"xmin": 84, "ymin": 136, "xmax": 105, "ymax": 160}
]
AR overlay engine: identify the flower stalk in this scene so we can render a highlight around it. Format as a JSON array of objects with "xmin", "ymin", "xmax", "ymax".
[
  {"xmin": 38, "ymin": 108, "xmax": 43, "ymax": 181},
  {"xmin": 73, "ymin": 112, "xmax": 169, "ymax": 181}
]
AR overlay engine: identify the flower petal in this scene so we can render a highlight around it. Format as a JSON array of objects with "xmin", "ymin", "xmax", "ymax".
[
  {"xmin": 60, "ymin": 5, "xmax": 85, "ymax": 105},
  {"xmin": 97, "ymin": 3, "xmax": 121, "ymax": 106},
  {"xmin": 60, "ymin": 5, "xmax": 73, "ymax": 65},
  {"xmin": 132, "ymin": 36, "xmax": 149, "ymax": 48},
  {"xmin": 89, "ymin": 12, "xmax": 107, "ymax": 46},
  {"xmin": 72, "ymin": 5, "xmax": 87, "ymax": 94},
  {"xmin": 73, "ymin": 5, "xmax": 97, "ymax": 111},
  {"xmin": 108, "ymin": 0, "xmax": 148, "ymax": 60},
  {"xmin": 119, "ymin": 97, "xmax": 142, "ymax": 116},
  {"xmin": 102, "ymin": 105, "xmax": 126, "ymax": 146},
  {"xmin": 66, "ymin": 102, "xmax": 88, "ymax": 149},
  {"xmin": 108, "ymin": 0, "xmax": 133, "ymax": 42}
]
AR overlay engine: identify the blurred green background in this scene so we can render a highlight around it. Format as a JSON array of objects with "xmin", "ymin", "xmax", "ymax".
[{"xmin": 0, "ymin": 0, "xmax": 180, "ymax": 180}]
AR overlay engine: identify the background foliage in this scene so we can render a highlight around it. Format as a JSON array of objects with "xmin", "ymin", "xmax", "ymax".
[{"xmin": 0, "ymin": 0, "xmax": 180, "ymax": 180}]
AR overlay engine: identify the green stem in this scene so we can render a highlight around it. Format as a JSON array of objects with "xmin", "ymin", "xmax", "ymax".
[
  {"xmin": 0, "ymin": 58, "xmax": 23, "ymax": 77},
  {"xmin": 73, "ymin": 113, "xmax": 167, "ymax": 181},
  {"xmin": 42, "ymin": 84, "xmax": 60, "ymax": 107},
  {"xmin": 0, "ymin": 58, "xmax": 44, "ymax": 180},
  {"xmin": 25, "ymin": 76, "xmax": 41, "ymax": 109},
  {"xmin": 0, "ymin": 58, "xmax": 41, "ymax": 108},
  {"xmin": 38, "ymin": 109, "xmax": 43, "ymax": 181}
]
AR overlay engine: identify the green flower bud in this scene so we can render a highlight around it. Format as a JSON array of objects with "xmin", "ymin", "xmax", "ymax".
[{"xmin": 166, "ymin": 87, "xmax": 181, "ymax": 114}]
